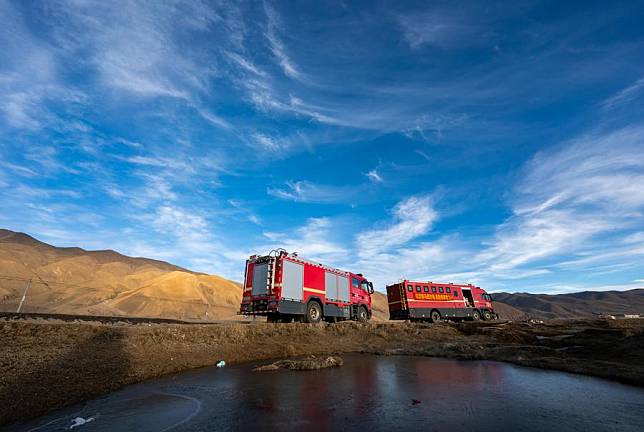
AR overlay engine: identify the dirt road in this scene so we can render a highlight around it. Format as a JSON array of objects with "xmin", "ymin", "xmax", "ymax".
[{"xmin": 1, "ymin": 318, "xmax": 643, "ymax": 426}]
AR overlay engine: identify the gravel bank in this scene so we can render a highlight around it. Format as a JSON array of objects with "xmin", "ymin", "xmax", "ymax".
[{"xmin": 1, "ymin": 318, "xmax": 643, "ymax": 425}]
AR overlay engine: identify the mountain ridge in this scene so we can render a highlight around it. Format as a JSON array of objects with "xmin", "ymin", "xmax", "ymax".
[
  {"xmin": 0, "ymin": 229, "xmax": 241, "ymax": 320},
  {"xmin": 492, "ymin": 289, "xmax": 644, "ymax": 319},
  {"xmin": 2, "ymin": 229, "xmax": 641, "ymax": 321}
]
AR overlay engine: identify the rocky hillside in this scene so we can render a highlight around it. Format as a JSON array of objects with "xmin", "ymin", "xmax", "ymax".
[
  {"xmin": 0, "ymin": 229, "xmax": 242, "ymax": 320},
  {"xmin": 492, "ymin": 289, "xmax": 644, "ymax": 319},
  {"xmin": 491, "ymin": 301, "xmax": 526, "ymax": 320}
]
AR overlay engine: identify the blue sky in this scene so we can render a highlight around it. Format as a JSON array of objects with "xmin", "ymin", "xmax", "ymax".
[{"xmin": 1, "ymin": 0, "xmax": 644, "ymax": 293}]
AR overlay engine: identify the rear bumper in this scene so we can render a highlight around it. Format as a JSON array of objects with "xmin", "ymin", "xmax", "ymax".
[
  {"xmin": 240, "ymin": 299, "xmax": 305, "ymax": 316},
  {"xmin": 240, "ymin": 298, "xmax": 278, "ymax": 315}
]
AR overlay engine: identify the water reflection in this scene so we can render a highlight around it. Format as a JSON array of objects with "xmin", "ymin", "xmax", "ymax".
[{"xmin": 12, "ymin": 355, "xmax": 644, "ymax": 432}]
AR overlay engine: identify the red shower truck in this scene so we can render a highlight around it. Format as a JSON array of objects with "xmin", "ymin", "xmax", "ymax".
[
  {"xmin": 240, "ymin": 250, "xmax": 374, "ymax": 323},
  {"xmin": 387, "ymin": 280, "xmax": 497, "ymax": 322}
]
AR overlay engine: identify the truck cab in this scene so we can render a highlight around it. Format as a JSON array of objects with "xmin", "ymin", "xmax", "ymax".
[{"xmin": 349, "ymin": 273, "xmax": 373, "ymax": 318}]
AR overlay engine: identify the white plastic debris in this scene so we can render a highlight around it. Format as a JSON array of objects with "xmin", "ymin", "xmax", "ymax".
[
  {"xmin": 216, "ymin": 360, "xmax": 226, "ymax": 368},
  {"xmin": 70, "ymin": 416, "xmax": 95, "ymax": 429}
]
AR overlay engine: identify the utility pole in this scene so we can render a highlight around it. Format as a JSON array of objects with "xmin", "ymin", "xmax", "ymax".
[{"xmin": 17, "ymin": 278, "xmax": 31, "ymax": 313}]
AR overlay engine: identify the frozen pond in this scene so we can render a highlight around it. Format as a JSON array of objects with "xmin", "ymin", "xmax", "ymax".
[{"xmin": 13, "ymin": 354, "xmax": 644, "ymax": 431}]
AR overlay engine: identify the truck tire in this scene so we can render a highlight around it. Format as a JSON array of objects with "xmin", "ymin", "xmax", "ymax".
[
  {"xmin": 483, "ymin": 310, "xmax": 492, "ymax": 321},
  {"xmin": 305, "ymin": 301, "xmax": 322, "ymax": 324},
  {"xmin": 472, "ymin": 310, "xmax": 481, "ymax": 321},
  {"xmin": 357, "ymin": 306, "xmax": 368, "ymax": 323},
  {"xmin": 430, "ymin": 310, "xmax": 441, "ymax": 323}
]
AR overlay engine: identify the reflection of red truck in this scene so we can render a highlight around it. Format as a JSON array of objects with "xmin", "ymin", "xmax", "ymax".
[
  {"xmin": 240, "ymin": 250, "xmax": 374, "ymax": 323},
  {"xmin": 387, "ymin": 280, "xmax": 497, "ymax": 322}
]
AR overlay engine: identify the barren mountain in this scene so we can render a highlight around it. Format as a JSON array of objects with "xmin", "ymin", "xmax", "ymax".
[
  {"xmin": 370, "ymin": 291, "xmax": 389, "ymax": 321},
  {"xmin": 492, "ymin": 289, "xmax": 644, "ymax": 319},
  {"xmin": 0, "ymin": 229, "xmax": 242, "ymax": 320},
  {"xmin": 491, "ymin": 301, "xmax": 527, "ymax": 320}
]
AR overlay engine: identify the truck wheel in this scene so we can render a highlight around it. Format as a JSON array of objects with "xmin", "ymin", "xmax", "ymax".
[
  {"xmin": 357, "ymin": 306, "xmax": 368, "ymax": 323},
  {"xmin": 305, "ymin": 301, "xmax": 322, "ymax": 324},
  {"xmin": 472, "ymin": 310, "xmax": 481, "ymax": 321},
  {"xmin": 430, "ymin": 310, "xmax": 441, "ymax": 323},
  {"xmin": 483, "ymin": 310, "xmax": 492, "ymax": 321}
]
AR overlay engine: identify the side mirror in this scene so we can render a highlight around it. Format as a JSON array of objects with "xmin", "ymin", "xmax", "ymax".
[{"xmin": 368, "ymin": 282, "xmax": 374, "ymax": 294}]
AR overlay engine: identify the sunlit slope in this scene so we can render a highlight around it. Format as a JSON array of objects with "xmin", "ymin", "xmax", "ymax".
[
  {"xmin": 370, "ymin": 291, "xmax": 390, "ymax": 321},
  {"xmin": 0, "ymin": 229, "xmax": 242, "ymax": 320}
]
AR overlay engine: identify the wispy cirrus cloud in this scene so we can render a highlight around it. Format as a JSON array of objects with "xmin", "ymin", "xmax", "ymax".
[
  {"xmin": 336, "ymin": 123, "xmax": 644, "ymax": 289},
  {"xmin": 396, "ymin": 8, "xmax": 478, "ymax": 49},
  {"xmin": 0, "ymin": 0, "xmax": 74, "ymax": 130},
  {"xmin": 267, "ymin": 180, "xmax": 364, "ymax": 204},
  {"xmin": 50, "ymin": 0, "xmax": 230, "ymax": 128},
  {"xmin": 263, "ymin": 0, "xmax": 303, "ymax": 81},
  {"xmin": 601, "ymin": 76, "xmax": 644, "ymax": 111},
  {"xmin": 366, "ymin": 169, "xmax": 384, "ymax": 184},
  {"xmin": 479, "ymin": 126, "xmax": 644, "ymax": 272},
  {"xmin": 53, "ymin": 1, "xmax": 215, "ymax": 97}
]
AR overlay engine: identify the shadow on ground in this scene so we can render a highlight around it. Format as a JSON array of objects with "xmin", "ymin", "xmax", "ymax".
[{"xmin": 0, "ymin": 327, "xmax": 130, "ymax": 426}]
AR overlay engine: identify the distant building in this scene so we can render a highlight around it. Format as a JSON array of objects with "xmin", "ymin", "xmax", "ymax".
[{"xmin": 598, "ymin": 313, "xmax": 641, "ymax": 319}]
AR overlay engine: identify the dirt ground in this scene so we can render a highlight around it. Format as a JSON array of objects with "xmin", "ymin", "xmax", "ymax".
[{"xmin": 1, "ymin": 317, "xmax": 643, "ymax": 426}]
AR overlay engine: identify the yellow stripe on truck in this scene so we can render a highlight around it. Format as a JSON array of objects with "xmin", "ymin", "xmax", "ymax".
[{"xmin": 303, "ymin": 287, "xmax": 326, "ymax": 295}]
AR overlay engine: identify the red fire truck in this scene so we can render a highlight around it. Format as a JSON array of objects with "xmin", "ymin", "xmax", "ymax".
[
  {"xmin": 386, "ymin": 280, "xmax": 497, "ymax": 322},
  {"xmin": 240, "ymin": 250, "xmax": 374, "ymax": 323}
]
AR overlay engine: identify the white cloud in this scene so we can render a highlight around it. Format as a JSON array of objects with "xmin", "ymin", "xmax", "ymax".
[
  {"xmin": 0, "ymin": 1, "xmax": 70, "ymax": 130},
  {"xmin": 226, "ymin": 51, "xmax": 266, "ymax": 77},
  {"xmin": 267, "ymin": 180, "xmax": 361, "ymax": 204},
  {"xmin": 263, "ymin": 1, "xmax": 303, "ymax": 80},
  {"xmin": 480, "ymin": 210, "xmax": 609, "ymax": 271},
  {"xmin": 124, "ymin": 156, "xmax": 169, "ymax": 167},
  {"xmin": 190, "ymin": 104, "xmax": 231, "ymax": 129},
  {"xmin": 398, "ymin": 15, "xmax": 467, "ymax": 49},
  {"xmin": 414, "ymin": 149, "xmax": 432, "ymax": 162},
  {"xmin": 58, "ymin": 1, "xmax": 215, "ymax": 97},
  {"xmin": 479, "ymin": 126, "xmax": 644, "ymax": 272},
  {"xmin": 356, "ymin": 194, "xmax": 437, "ymax": 258},
  {"xmin": 366, "ymin": 169, "xmax": 383, "ymax": 183},
  {"xmin": 227, "ymin": 199, "xmax": 262, "ymax": 225},
  {"xmin": 346, "ymin": 126, "xmax": 644, "ymax": 290},
  {"xmin": 601, "ymin": 76, "xmax": 644, "ymax": 110},
  {"xmin": 35, "ymin": 1, "xmax": 231, "ymax": 130},
  {"xmin": 396, "ymin": 6, "xmax": 481, "ymax": 50},
  {"xmin": 152, "ymin": 205, "xmax": 208, "ymax": 238},
  {"xmin": 252, "ymin": 132, "xmax": 289, "ymax": 152},
  {"xmin": 2, "ymin": 91, "xmax": 48, "ymax": 129},
  {"xmin": 133, "ymin": 173, "xmax": 178, "ymax": 205},
  {"xmin": 262, "ymin": 231, "xmax": 283, "ymax": 241},
  {"xmin": 259, "ymin": 217, "xmax": 348, "ymax": 264},
  {"xmin": 0, "ymin": 162, "xmax": 38, "ymax": 177},
  {"xmin": 355, "ymin": 241, "xmax": 449, "ymax": 289}
]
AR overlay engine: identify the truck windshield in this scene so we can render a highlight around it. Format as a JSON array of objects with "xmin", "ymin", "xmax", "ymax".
[{"xmin": 361, "ymin": 281, "xmax": 370, "ymax": 291}]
